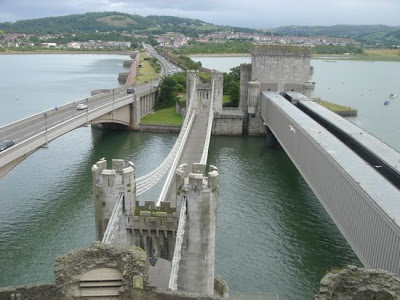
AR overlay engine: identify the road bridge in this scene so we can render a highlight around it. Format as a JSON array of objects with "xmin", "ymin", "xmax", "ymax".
[{"xmin": 0, "ymin": 84, "xmax": 157, "ymax": 179}]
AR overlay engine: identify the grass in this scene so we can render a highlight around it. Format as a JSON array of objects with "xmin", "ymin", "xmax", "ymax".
[
  {"xmin": 315, "ymin": 98, "xmax": 356, "ymax": 112},
  {"xmin": 223, "ymin": 95, "xmax": 230, "ymax": 103},
  {"xmin": 135, "ymin": 53, "xmax": 159, "ymax": 85},
  {"xmin": 140, "ymin": 106, "xmax": 183, "ymax": 126},
  {"xmin": 313, "ymin": 49, "xmax": 400, "ymax": 62}
]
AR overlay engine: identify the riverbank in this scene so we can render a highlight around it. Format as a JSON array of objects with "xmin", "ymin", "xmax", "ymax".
[{"xmin": 0, "ymin": 49, "xmax": 133, "ymax": 55}]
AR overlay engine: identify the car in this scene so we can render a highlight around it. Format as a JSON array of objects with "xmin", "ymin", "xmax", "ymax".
[
  {"xmin": 76, "ymin": 103, "xmax": 88, "ymax": 110},
  {"xmin": 0, "ymin": 140, "xmax": 15, "ymax": 152},
  {"xmin": 127, "ymin": 88, "xmax": 135, "ymax": 94}
]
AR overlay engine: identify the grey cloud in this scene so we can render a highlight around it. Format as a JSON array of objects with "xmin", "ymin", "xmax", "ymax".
[{"xmin": 0, "ymin": 0, "xmax": 399, "ymax": 27}]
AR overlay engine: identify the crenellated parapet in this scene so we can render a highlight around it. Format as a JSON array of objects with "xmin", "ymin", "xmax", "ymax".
[
  {"xmin": 131, "ymin": 201, "xmax": 177, "ymax": 237},
  {"xmin": 92, "ymin": 158, "xmax": 136, "ymax": 241},
  {"xmin": 250, "ymin": 44, "xmax": 312, "ymax": 58}
]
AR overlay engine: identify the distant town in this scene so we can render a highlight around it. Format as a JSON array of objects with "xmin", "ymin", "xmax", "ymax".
[{"xmin": 1, "ymin": 30, "xmax": 357, "ymax": 50}]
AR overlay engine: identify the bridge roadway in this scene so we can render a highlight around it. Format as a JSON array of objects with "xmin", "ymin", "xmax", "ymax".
[
  {"xmin": 260, "ymin": 91, "xmax": 400, "ymax": 275},
  {"xmin": 0, "ymin": 45, "xmax": 183, "ymax": 180},
  {"xmin": 165, "ymin": 103, "xmax": 211, "ymax": 205},
  {"xmin": 0, "ymin": 84, "xmax": 146, "ymax": 178}
]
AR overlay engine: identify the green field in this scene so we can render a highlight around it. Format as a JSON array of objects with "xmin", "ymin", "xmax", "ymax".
[
  {"xmin": 135, "ymin": 53, "xmax": 159, "ymax": 84},
  {"xmin": 315, "ymin": 98, "xmax": 356, "ymax": 112},
  {"xmin": 140, "ymin": 106, "xmax": 183, "ymax": 126},
  {"xmin": 314, "ymin": 49, "xmax": 400, "ymax": 62}
]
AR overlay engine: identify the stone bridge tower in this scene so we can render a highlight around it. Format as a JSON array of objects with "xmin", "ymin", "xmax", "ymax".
[{"xmin": 240, "ymin": 45, "xmax": 316, "ymax": 135}]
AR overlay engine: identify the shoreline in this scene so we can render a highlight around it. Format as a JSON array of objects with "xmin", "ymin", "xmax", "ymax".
[
  {"xmin": 0, "ymin": 50, "xmax": 133, "ymax": 56},
  {"xmin": 189, "ymin": 53, "xmax": 251, "ymax": 57},
  {"xmin": 2, "ymin": 50, "xmax": 399, "ymax": 62}
]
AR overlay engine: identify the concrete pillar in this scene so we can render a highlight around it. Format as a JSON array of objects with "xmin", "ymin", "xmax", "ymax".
[
  {"xmin": 303, "ymin": 81, "xmax": 315, "ymax": 98},
  {"xmin": 141, "ymin": 96, "xmax": 144, "ymax": 117},
  {"xmin": 186, "ymin": 70, "xmax": 198, "ymax": 108},
  {"xmin": 247, "ymin": 80, "xmax": 261, "ymax": 115},
  {"xmin": 239, "ymin": 63, "xmax": 252, "ymax": 113},
  {"xmin": 129, "ymin": 96, "xmax": 140, "ymax": 130},
  {"xmin": 177, "ymin": 164, "xmax": 219, "ymax": 296},
  {"xmin": 211, "ymin": 71, "xmax": 223, "ymax": 113}
]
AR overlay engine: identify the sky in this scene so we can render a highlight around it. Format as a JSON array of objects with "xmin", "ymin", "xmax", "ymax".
[{"xmin": 0, "ymin": 0, "xmax": 399, "ymax": 29}]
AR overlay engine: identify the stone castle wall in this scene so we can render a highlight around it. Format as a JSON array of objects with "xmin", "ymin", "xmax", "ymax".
[{"xmin": 250, "ymin": 45, "xmax": 312, "ymax": 93}]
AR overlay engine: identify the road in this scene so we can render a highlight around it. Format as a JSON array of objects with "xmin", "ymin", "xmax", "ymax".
[
  {"xmin": 0, "ymin": 44, "xmax": 183, "ymax": 177},
  {"xmin": 0, "ymin": 44, "xmax": 180, "ymax": 151}
]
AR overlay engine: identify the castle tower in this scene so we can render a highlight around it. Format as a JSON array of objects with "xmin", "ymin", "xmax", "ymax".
[
  {"xmin": 92, "ymin": 159, "xmax": 136, "ymax": 244},
  {"xmin": 211, "ymin": 70, "xmax": 223, "ymax": 113},
  {"xmin": 176, "ymin": 164, "xmax": 219, "ymax": 296},
  {"xmin": 250, "ymin": 44, "xmax": 313, "ymax": 93}
]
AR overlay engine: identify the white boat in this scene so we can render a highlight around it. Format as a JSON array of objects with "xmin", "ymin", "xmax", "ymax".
[{"xmin": 389, "ymin": 93, "xmax": 397, "ymax": 99}]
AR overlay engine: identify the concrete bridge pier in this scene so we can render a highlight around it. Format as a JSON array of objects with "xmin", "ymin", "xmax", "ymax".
[{"xmin": 129, "ymin": 96, "xmax": 140, "ymax": 130}]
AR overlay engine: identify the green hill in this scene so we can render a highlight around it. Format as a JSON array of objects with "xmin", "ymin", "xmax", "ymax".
[
  {"xmin": 272, "ymin": 25, "xmax": 400, "ymax": 45},
  {"xmin": 0, "ymin": 12, "xmax": 257, "ymax": 36}
]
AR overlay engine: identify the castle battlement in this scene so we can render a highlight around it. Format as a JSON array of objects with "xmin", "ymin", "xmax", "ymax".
[
  {"xmin": 131, "ymin": 200, "xmax": 177, "ymax": 237},
  {"xmin": 250, "ymin": 44, "xmax": 312, "ymax": 57},
  {"xmin": 92, "ymin": 158, "xmax": 136, "ymax": 242},
  {"xmin": 176, "ymin": 164, "xmax": 219, "ymax": 193},
  {"xmin": 92, "ymin": 159, "xmax": 135, "ymax": 188}
]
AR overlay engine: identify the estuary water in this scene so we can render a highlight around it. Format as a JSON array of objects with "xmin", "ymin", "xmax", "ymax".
[{"xmin": 1, "ymin": 54, "xmax": 399, "ymax": 299}]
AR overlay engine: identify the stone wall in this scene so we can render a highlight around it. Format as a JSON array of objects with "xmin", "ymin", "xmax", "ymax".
[
  {"xmin": 248, "ymin": 114, "xmax": 267, "ymax": 136},
  {"xmin": 0, "ymin": 242, "xmax": 228, "ymax": 300},
  {"xmin": 250, "ymin": 45, "xmax": 312, "ymax": 93},
  {"xmin": 0, "ymin": 284, "xmax": 65, "ymax": 300},
  {"xmin": 212, "ymin": 111, "xmax": 244, "ymax": 135},
  {"xmin": 54, "ymin": 242, "xmax": 146, "ymax": 299},
  {"xmin": 315, "ymin": 265, "xmax": 400, "ymax": 300}
]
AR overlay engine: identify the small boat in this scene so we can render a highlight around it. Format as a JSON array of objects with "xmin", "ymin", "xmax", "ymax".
[
  {"xmin": 384, "ymin": 100, "xmax": 390, "ymax": 105},
  {"xmin": 389, "ymin": 93, "xmax": 397, "ymax": 99}
]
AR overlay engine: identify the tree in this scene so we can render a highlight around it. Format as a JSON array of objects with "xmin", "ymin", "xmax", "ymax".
[
  {"xmin": 223, "ymin": 66, "xmax": 240, "ymax": 107},
  {"xmin": 158, "ymin": 75, "xmax": 178, "ymax": 108}
]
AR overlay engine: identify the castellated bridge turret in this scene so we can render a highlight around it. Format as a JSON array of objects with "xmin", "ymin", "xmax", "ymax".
[{"xmin": 92, "ymin": 158, "xmax": 220, "ymax": 296}]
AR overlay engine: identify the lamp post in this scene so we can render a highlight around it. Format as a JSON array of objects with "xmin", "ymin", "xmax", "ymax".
[
  {"xmin": 43, "ymin": 112, "xmax": 48, "ymax": 148},
  {"xmin": 86, "ymin": 98, "xmax": 89, "ymax": 126},
  {"xmin": 112, "ymin": 89, "xmax": 115, "ymax": 111}
]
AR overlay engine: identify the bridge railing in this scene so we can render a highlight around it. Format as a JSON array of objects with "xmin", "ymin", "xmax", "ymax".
[
  {"xmin": 0, "ymin": 92, "xmax": 107, "ymax": 139},
  {"xmin": 168, "ymin": 196, "xmax": 187, "ymax": 291},
  {"xmin": 0, "ymin": 93, "xmax": 133, "ymax": 168},
  {"xmin": 102, "ymin": 193, "xmax": 124, "ymax": 244},
  {"xmin": 135, "ymin": 77, "xmax": 197, "ymax": 197},
  {"xmin": 154, "ymin": 77, "xmax": 198, "ymax": 204},
  {"xmin": 200, "ymin": 79, "xmax": 215, "ymax": 165}
]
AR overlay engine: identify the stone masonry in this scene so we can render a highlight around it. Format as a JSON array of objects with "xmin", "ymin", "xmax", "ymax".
[
  {"xmin": 315, "ymin": 265, "xmax": 400, "ymax": 300},
  {"xmin": 239, "ymin": 44, "xmax": 316, "ymax": 135}
]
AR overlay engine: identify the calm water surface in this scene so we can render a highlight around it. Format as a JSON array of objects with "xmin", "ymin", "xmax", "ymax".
[{"xmin": 2, "ymin": 54, "xmax": 398, "ymax": 299}]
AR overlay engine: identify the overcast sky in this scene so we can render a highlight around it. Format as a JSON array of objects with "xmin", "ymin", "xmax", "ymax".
[{"xmin": 0, "ymin": 0, "xmax": 399, "ymax": 28}]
